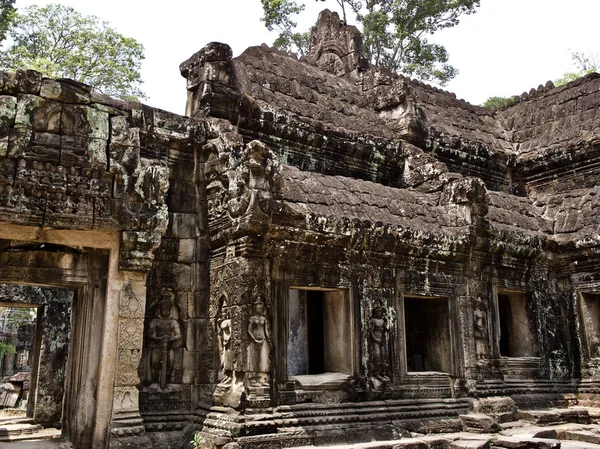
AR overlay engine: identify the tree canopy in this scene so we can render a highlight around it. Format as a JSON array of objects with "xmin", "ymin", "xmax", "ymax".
[
  {"xmin": 482, "ymin": 96, "xmax": 510, "ymax": 109},
  {"xmin": 261, "ymin": 0, "xmax": 310, "ymax": 56},
  {"xmin": 555, "ymin": 51, "xmax": 599, "ymax": 86},
  {"xmin": 260, "ymin": 0, "xmax": 480, "ymax": 85},
  {"xmin": 482, "ymin": 51, "xmax": 600, "ymax": 109},
  {"xmin": 0, "ymin": 0, "xmax": 15, "ymax": 45},
  {"xmin": 0, "ymin": 4, "xmax": 145, "ymax": 101}
]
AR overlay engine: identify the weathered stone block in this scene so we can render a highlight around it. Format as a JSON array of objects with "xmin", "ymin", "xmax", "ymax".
[
  {"xmin": 170, "ymin": 262, "xmax": 193, "ymax": 291},
  {"xmin": 0, "ymin": 70, "xmax": 42, "ymax": 95},
  {"xmin": 179, "ymin": 42, "xmax": 233, "ymax": 91},
  {"xmin": 62, "ymin": 104, "xmax": 109, "ymax": 140},
  {"xmin": 391, "ymin": 439, "xmax": 429, "ymax": 449},
  {"xmin": 460, "ymin": 413, "xmax": 501, "ymax": 433},
  {"xmin": 0, "ymin": 158, "xmax": 15, "ymax": 183},
  {"xmin": 40, "ymin": 79, "xmax": 91, "ymax": 104},
  {"xmin": 473, "ymin": 397, "xmax": 518, "ymax": 423},
  {"xmin": 491, "ymin": 437, "xmax": 560, "ymax": 448},
  {"xmin": 15, "ymin": 95, "xmax": 62, "ymax": 132},
  {"xmin": 563, "ymin": 430, "xmax": 600, "ymax": 444},
  {"xmin": 0, "ymin": 136, "xmax": 7, "ymax": 156},
  {"xmin": 168, "ymin": 179, "xmax": 198, "ymax": 213},
  {"xmin": 185, "ymin": 318, "xmax": 208, "ymax": 353},
  {"xmin": 193, "ymin": 289, "xmax": 210, "ymax": 319},
  {"xmin": 0, "ymin": 95, "xmax": 17, "ymax": 140},
  {"xmin": 448, "ymin": 440, "xmax": 491, "ymax": 449},
  {"xmin": 111, "ymin": 115, "xmax": 141, "ymax": 147},
  {"xmin": 168, "ymin": 212, "xmax": 198, "ymax": 239},
  {"xmin": 177, "ymin": 238, "xmax": 196, "ymax": 263},
  {"xmin": 531, "ymin": 429, "xmax": 558, "ymax": 439},
  {"xmin": 7, "ymin": 126, "xmax": 33, "ymax": 159}
]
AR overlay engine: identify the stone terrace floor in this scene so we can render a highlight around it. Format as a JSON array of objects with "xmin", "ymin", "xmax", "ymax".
[
  {"xmin": 6, "ymin": 408, "xmax": 600, "ymax": 448},
  {"xmin": 292, "ymin": 415, "xmax": 600, "ymax": 449}
]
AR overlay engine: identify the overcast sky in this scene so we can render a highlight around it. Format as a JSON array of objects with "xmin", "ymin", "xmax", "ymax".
[{"xmin": 12, "ymin": 0, "xmax": 600, "ymax": 115}]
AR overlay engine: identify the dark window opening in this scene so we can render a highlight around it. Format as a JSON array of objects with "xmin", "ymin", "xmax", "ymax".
[
  {"xmin": 498, "ymin": 295, "xmax": 511, "ymax": 357},
  {"xmin": 498, "ymin": 292, "xmax": 538, "ymax": 357},
  {"xmin": 405, "ymin": 296, "xmax": 451, "ymax": 373},
  {"xmin": 306, "ymin": 291, "xmax": 325, "ymax": 374},
  {"xmin": 287, "ymin": 288, "xmax": 353, "ymax": 377}
]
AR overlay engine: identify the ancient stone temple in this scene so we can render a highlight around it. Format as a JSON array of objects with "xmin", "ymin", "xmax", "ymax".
[{"xmin": 2, "ymin": 8, "xmax": 600, "ymax": 448}]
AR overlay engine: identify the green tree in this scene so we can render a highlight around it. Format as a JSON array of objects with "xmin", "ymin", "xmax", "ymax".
[
  {"xmin": 0, "ymin": 306, "xmax": 35, "ymax": 359},
  {"xmin": 358, "ymin": 0, "xmax": 479, "ymax": 85},
  {"xmin": 0, "ymin": 4, "xmax": 145, "ymax": 100},
  {"xmin": 0, "ymin": 0, "xmax": 15, "ymax": 45},
  {"xmin": 0, "ymin": 342, "xmax": 15, "ymax": 359},
  {"xmin": 482, "ymin": 96, "xmax": 510, "ymax": 109},
  {"xmin": 261, "ymin": 0, "xmax": 310, "ymax": 56},
  {"xmin": 261, "ymin": 0, "xmax": 480, "ymax": 86},
  {"xmin": 555, "ymin": 51, "xmax": 599, "ymax": 86},
  {"xmin": 483, "ymin": 51, "xmax": 600, "ymax": 108}
]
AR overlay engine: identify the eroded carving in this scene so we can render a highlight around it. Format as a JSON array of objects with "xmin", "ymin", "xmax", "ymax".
[
  {"xmin": 369, "ymin": 305, "xmax": 390, "ymax": 383},
  {"xmin": 220, "ymin": 308, "xmax": 233, "ymax": 382},
  {"xmin": 147, "ymin": 288, "xmax": 182, "ymax": 392},
  {"xmin": 473, "ymin": 297, "xmax": 488, "ymax": 361},
  {"xmin": 246, "ymin": 296, "xmax": 271, "ymax": 388}
]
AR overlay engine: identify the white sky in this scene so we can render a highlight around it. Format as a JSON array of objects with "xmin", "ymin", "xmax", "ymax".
[{"xmin": 12, "ymin": 0, "xmax": 600, "ymax": 115}]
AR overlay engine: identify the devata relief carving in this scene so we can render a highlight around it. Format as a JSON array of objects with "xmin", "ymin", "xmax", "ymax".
[
  {"xmin": 147, "ymin": 288, "xmax": 182, "ymax": 392},
  {"xmin": 220, "ymin": 308, "xmax": 234, "ymax": 384},
  {"xmin": 473, "ymin": 298, "xmax": 488, "ymax": 360},
  {"xmin": 369, "ymin": 305, "xmax": 390, "ymax": 383},
  {"xmin": 246, "ymin": 296, "xmax": 271, "ymax": 388}
]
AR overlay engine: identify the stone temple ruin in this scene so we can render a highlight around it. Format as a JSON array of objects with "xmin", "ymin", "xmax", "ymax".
[{"xmin": 3, "ymin": 8, "xmax": 600, "ymax": 448}]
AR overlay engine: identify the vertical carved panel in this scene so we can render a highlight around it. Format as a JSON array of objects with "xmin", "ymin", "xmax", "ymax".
[{"xmin": 115, "ymin": 281, "xmax": 146, "ymax": 389}]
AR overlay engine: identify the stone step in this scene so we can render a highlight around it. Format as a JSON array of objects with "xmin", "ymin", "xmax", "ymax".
[
  {"xmin": 273, "ymin": 400, "xmax": 471, "ymax": 431},
  {"xmin": 563, "ymin": 429, "xmax": 600, "ymax": 445},
  {"xmin": 519, "ymin": 408, "xmax": 590, "ymax": 425},
  {"xmin": 0, "ymin": 423, "xmax": 60, "ymax": 442},
  {"xmin": 561, "ymin": 442, "xmax": 600, "ymax": 449},
  {"xmin": 0, "ymin": 416, "xmax": 35, "ymax": 426},
  {"xmin": 448, "ymin": 440, "xmax": 490, "ymax": 449},
  {"xmin": 0, "ymin": 423, "xmax": 44, "ymax": 437},
  {"xmin": 0, "ymin": 438, "xmax": 68, "ymax": 448},
  {"xmin": 490, "ymin": 436, "xmax": 560, "ymax": 448},
  {"xmin": 391, "ymin": 439, "xmax": 429, "ymax": 449},
  {"xmin": 459, "ymin": 413, "xmax": 501, "ymax": 433}
]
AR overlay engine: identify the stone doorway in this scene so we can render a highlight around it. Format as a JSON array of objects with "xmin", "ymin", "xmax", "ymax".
[
  {"xmin": 0, "ymin": 286, "xmax": 73, "ymax": 444},
  {"xmin": 404, "ymin": 296, "xmax": 452, "ymax": 373},
  {"xmin": 0, "ymin": 242, "xmax": 110, "ymax": 448}
]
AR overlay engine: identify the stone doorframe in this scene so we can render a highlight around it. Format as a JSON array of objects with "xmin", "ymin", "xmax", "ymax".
[{"xmin": 0, "ymin": 223, "xmax": 153, "ymax": 449}]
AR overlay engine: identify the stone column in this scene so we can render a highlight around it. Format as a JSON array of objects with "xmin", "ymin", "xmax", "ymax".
[{"xmin": 109, "ymin": 272, "xmax": 151, "ymax": 448}]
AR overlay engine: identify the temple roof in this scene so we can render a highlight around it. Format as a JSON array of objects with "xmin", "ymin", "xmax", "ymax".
[
  {"xmin": 180, "ymin": 10, "xmax": 600, "ymax": 254},
  {"xmin": 280, "ymin": 165, "xmax": 466, "ymax": 234}
]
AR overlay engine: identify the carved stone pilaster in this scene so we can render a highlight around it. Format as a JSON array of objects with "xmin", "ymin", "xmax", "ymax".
[{"xmin": 110, "ymin": 277, "xmax": 151, "ymax": 448}]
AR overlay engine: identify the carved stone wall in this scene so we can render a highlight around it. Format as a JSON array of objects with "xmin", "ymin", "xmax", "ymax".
[
  {"xmin": 5, "ymin": 8, "xmax": 600, "ymax": 448},
  {"xmin": 175, "ymin": 12, "xmax": 600, "ymax": 446},
  {"xmin": 0, "ymin": 70, "xmax": 201, "ymax": 449}
]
